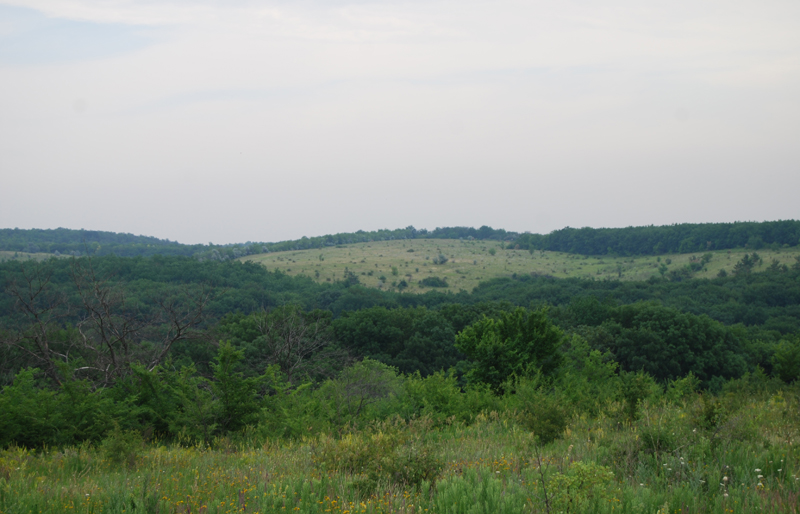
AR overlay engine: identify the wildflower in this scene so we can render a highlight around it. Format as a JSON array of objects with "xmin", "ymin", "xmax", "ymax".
[
  {"xmin": 757, "ymin": 475, "xmax": 763, "ymax": 479},
  {"xmin": 755, "ymin": 469, "xmax": 761, "ymax": 472},
  {"xmin": 723, "ymin": 476, "xmax": 728, "ymax": 482}
]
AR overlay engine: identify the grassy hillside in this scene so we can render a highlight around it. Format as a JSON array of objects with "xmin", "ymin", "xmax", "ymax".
[
  {"xmin": 242, "ymin": 239, "xmax": 800, "ymax": 293},
  {"xmin": 0, "ymin": 250, "xmax": 63, "ymax": 263}
]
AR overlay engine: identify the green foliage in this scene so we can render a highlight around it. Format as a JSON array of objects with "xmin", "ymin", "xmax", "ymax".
[
  {"xmin": 211, "ymin": 342, "xmax": 264, "ymax": 433},
  {"xmin": 514, "ymin": 376, "xmax": 569, "ymax": 444},
  {"xmin": 580, "ymin": 302, "xmax": 748, "ymax": 384},
  {"xmin": 772, "ymin": 336, "xmax": 800, "ymax": 383},
  {"xmin": 100, "ymin": 424, "xmax": 143, "ymax": 468},
  {"xmin": 321, "ymin": 358, "xmax": 402, "ymax": 423},
  {"xmin": 548, "ymin": 461, "xmax": 616, "ymax": 512},
  {"xmin": 312, "ymin": 420, "xmax": 442, "ymax": 494},
  {"xmin": 433, "ymin": 254, "xmax": 448, "ymax": 265},
  {"xmin": 166, "ymin": 365, "xmax": 218, "ymax": 442},
  {"xmin": 455, "ymin": 307, "xmax": 563, "ymax": 392},
  {"xmin": 733, "ymin": 253, "xmax": 761, "ymax": 275},
  {"xmin": 620, "ymin": 370, "xmax": 656, "ymax": 421},
  {"xmin": 331, "ymin": 306, "xmax": 460, "ymax": 375},
  {"xmin": 434, "ymin": 468, "xmax": 529, "ymax": 514},
  {"xmin": 420, "ymin": 276, "xmax": 448, "ymax": 287},
  {"xmin": 665, "ymin": 372, "xmax": 700, "ymax": 403},
  {"xmin": 514, "ymin": 220, "xmax": 800, "ymax": 255},
  {"xmin": 0, "ymin": 368, "xmax": 123, "ymax": 448},
  {"xmin": 556, "ymin": 335, "xmax": 620, "ymax": 416}
]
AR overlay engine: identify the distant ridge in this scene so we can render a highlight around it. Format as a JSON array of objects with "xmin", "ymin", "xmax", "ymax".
[{"xmin": 1, "ymin": 220, "xmax": 798, "ymax": 260}]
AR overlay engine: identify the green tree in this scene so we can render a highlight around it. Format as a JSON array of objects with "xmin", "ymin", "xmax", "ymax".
[
  {"xmin": 772, "ymin": 336, "xmax": 800, "ymax": 383},
  {"xmin": 211, "ymin": 342, "xmax": 262, "ymax": 433},
  {"xmin": 454, "ymin": 307, "xmax": 563, "ymax": 393}
]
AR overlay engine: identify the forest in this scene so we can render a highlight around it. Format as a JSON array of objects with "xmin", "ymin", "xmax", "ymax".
[
  {"xmin": 1, "ymin": 221, "xmax": 800, "ymax": 513},
  {"xmin": 4, "ymin": 219, "xmax": 799, "ymax": 260}
]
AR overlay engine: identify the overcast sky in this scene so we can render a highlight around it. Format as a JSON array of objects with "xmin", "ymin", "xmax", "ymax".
[{"xmin": 1, "ymin": 0, "xmax": 798, "ymax": 244}]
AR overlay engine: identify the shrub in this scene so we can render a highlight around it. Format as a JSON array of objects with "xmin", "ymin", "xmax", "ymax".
[
  {"xmin": 517, "ymin": 394, "xmax": 568, "ymax": 445},
  {"xmin": 549, "ymin": 461, "xmax": 615, "ymax": 512},
  {"xmin": 101, "ymin": 424, "xmax": 143, "ymax": 469},
  {"xmin": 620, "ymin": 371, "xmax": 656, "ymax": 421},
  {"xmin": 420, "ymin": 276, "xmax": 448, "ymax": 288},
  {"xmin": 639, "ymin": 425, "xmax": 676, "ymax": 454},
  {"xmin": 312, "ymin": 424, "xmax": 442, "ymax": 494},
  {"xmin": 772, "ymin": 337, "xmax": 800, "ymax": 383},
  {"xmin": 514, "ymin": 376, "xmax": 569, "ymax": 445}
]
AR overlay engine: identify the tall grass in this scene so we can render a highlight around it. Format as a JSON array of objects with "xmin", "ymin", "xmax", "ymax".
[{"xmin": 2, "ymin": 388, "xmax": 798, "ymax": 513}]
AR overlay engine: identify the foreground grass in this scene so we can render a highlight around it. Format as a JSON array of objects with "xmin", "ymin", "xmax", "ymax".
[
  {"xmin": 241, "ymin": 239, "xmax": 800, "ymax": 294},
  {"xmin": 3, "ymin": 391, "xmax": 799, "ymax": 514}
]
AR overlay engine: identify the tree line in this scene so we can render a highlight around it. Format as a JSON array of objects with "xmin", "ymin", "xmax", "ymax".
[
  {"xmin": 513, "ymin": 220, "xmax": 800, "ymax": 255},
  {"xmin": 7, "ymin": 220, "xmax": 799, "ymax": 262}
]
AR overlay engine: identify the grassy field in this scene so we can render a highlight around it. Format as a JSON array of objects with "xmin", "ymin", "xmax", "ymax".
[
  {"xmin": 0, "ymin": 251, "xmax": 63, "ymax": 263},
  {"xmin": 2, "ymin": 389, "xmax": 798, "ymax": 514},
  {"xmin": 242, "ymin": 240, "xmax": 800, "ymax": 293}
]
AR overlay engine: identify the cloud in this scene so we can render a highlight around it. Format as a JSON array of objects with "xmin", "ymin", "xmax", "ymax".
[
  {"xmin": 0, "ymin": 0, "xmax": 799, "ymax": 243},
  {"xmin": 0, "ymin": 5, "xmax": 159, "ymax": 66}
]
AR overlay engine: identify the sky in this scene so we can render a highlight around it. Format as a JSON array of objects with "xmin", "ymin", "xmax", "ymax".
[{"xmin": 0, "ymin": 0, "xmax": 798, "ymax": 245}]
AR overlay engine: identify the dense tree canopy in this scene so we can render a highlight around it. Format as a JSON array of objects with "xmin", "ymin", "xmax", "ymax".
[{"xmin": 455, "ymin": 307, "xmax": 564, "ymax": 392}]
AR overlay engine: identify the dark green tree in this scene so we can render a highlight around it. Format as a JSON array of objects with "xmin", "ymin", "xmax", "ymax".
[
  {"xmin": 772, "ymin": 336, "xmax": 800, "ymax": 383},
  {"xmin": 455, "ymin": 307, "xmax": 563, "ymax": 393},
  {"xmin": 211, "ymin": 342, "xmax": 262, "ymax": 433}
]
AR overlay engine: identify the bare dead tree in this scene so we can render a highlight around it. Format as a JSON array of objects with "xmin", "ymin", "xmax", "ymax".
[
  {"xmin": 251, "ymin": 305, "xmax": 347, "ymax": 383},
  {"xmin": 3, "ymin": 262, "xmax": 72, "ymax": 385},
  {"xmin": 2, "ymin": 257, "xmax": 213, "ymax": 388},
  {"xmin": 69, "ymin": 257, "xmax": 213, "ymax": 386}
]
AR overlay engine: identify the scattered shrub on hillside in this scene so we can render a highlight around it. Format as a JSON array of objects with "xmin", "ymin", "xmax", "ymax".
[{"xmin": 420, "ymin": 276, "xmax": 448, "ymax": 288}]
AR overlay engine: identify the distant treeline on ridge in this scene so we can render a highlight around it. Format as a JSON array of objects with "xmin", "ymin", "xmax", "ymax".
[{"xmin": 2, "ymin": 220, "xmax": 799, "ymax": 259}]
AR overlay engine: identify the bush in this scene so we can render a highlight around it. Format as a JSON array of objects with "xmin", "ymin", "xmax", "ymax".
[
  {"xmin": 514, "ymin": 377, "xmax": 569, "ymax": 445},
  {"xmin": 312, "ymin": 420, "xmax": 442, "ymax": 494},
  {"xmin": 620, "ymin": 371, "xmax": 656, "ymax": 421},
  {"xmin": 101, "ymin": 424, "xmax": 143, "ymax": 468},
  {"xmin": 549, "ymin": 461, "xmax": 615, "ymax": 512},
  {"xmin": 420, "ymin": 276, "xmax": 448, "ymax": 288},
  {"xmin": 772, "ymin": 337, "xmax": 800, "ymax": 383}
]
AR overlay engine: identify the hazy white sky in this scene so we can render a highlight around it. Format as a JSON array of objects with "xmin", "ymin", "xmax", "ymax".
[{"xmin": 1, "ymin": 0, "xmax": 798, "ymax": 244}]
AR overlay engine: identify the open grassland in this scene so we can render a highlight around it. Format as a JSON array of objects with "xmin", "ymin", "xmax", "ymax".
[
  {"xmin": 2, "ymin": 390, "xmax": 799, "ymax": 514},
  {"xmin": 0, "ymin": 251, "xmax": 63, "ymax": 263},
  {"xmin": 242, "ymin": 239, "xmax": 800, "ymax": 293}
]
